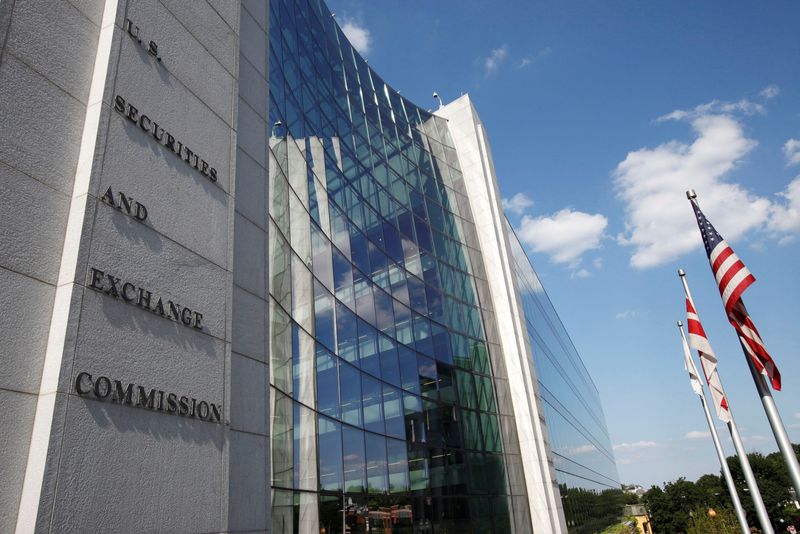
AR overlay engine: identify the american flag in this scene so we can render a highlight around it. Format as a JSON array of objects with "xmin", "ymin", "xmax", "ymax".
[
  {"xmin": 690, "ymin": 201, "xmax": 782, "ymax": 390},
  {"xmin": 686, "ymin": 298, "xmax": 731, "ymax": 422}
]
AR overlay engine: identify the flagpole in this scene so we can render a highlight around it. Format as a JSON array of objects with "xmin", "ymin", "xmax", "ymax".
[
  {"xmin": 679, "ymin": 269, "xmax": 775, "ymax": 534},
  {"xmin": 686, "ymin": 190, "xmax": 800, "ymax": 498},
  {"xmin": 678, "ymin": 321, "xmax": 750, "ymax": 534},
  {"xmin": 740, "ymin": 338, "xmax": 800, "ymax": 497}
]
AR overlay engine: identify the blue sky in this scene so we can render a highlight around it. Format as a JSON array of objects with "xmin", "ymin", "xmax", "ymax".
[{"xmin": 326, "ymin": 0, "xmax": 800, "ymax": 487}]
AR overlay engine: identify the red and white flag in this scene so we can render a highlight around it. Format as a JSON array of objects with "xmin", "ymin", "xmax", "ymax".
[
  {"xmin": 686, "ymin": 298, "xmax": 731, "ymax": 423},
  {"xmin": 690, "ymin": 201, "xmax": 781, "ymax": 390}
]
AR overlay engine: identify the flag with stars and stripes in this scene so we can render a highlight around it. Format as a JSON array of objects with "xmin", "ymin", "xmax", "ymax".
[
  {"xmin": 690, "ymin": 201, "xmax": 782, "ymax": 390},
  {"xmin": 686, "ymin": 298, "xmax": 731, "ymax": 422}
]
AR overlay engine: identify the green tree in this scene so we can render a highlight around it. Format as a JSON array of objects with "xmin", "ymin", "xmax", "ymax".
[
  {"xmin": 726, "ymin": 449, "xmax": 793, "ymax": 527},
  {"xmin": 643, "ymin": 478, "xmax": 702, "ymax": 533},
  {"xmin": 640, "ymin": 443, "xmax": 800, "ymax": 532},
  {"xmin": 687, "ymin": 506, "xmax": 740, "ymax": 534}
]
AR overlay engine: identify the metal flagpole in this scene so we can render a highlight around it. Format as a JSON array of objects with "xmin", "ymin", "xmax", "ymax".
[
  {"xmin": 740, "ymin": 339, "xmax": 800, "ymax": 497},
  {"xmin": 678, "ymin": 321, "xmax": 750, "ymax": 534},
  {"xmin": 680, "ymin": 271, "xmax": 775, "ymax": 534},
  {"xmin": 685, "ymin": 190, "xmax": 800, "ymax": 499},
  {"xmin": 727, "ymin": 417, "xmax": 774, "ymax": 534}
]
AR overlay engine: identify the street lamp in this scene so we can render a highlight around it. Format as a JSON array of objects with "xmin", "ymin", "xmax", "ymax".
[{"xmin": 432, "ymin": 92, "xmax": 443, "ymax": 109}]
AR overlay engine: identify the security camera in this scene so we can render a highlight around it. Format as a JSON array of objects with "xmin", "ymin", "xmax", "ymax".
[{"xmin": 433, "ymin": 92, "xmax": 439, "ymax": 99}]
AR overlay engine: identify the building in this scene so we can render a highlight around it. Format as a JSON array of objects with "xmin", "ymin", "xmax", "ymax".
[
  {"xmin": 623, "ymin": 504, "xmax": 654, "ymax": 534},
  {"xmin": 0, "ymin": 0, "xmax": 619, "ymax": 532}
]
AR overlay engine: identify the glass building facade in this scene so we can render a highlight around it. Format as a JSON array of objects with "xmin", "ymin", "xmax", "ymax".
[
  {"xmin": 266, "ymin": 0, "xmax": 619, "ymax": 532},
  {"xmin": 507, "ymin": 222, "xmax": 622, "ymax": 532},
  {"xmin": 268, "ymin": 1, "xmax": 528, "ymax": 532}
]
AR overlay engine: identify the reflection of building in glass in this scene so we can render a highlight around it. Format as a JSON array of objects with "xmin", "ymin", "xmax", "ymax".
[{"xmin": 268, "ymin": 1, "xmax": 620, "ymax": 533}]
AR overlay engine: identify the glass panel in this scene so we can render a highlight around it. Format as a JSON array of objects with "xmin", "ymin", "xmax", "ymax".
[
  {"xmin": 382, "ymin": 384, "xmax": 405, "ymax": 439},
  {"xmin": 292, "ymin": 325, "xmax": 315, "ymax": 407},
  {"xmin": 270, "ymin": 300, "xmax": 293, "ymax": 395},
  {"xmin": 386, "ymin": 438, "xmax": 410, "ymax": 493},
  {"xmin": 357, "ymin": 319, "xmax": 380, "ymax": 378},
  {"xmin": 315, "ymin": 345, "xmax": 339, "ymax": 419},
  {"xmin": 378, "ymin": 335, "xmax": 401, "ymax": 386},
  {"xmin": 335, "ymin": 302, "xmax": 358, "ymax": 365},
  {"xmin": 271, "ymin": 390, "xmax": 293, "ymax": 488},
  {"xmin": 318, "ymin": 416, "xmax": 343, "ymax": 492},
  {"xmin": 294, "ymin": 402, "xmax": 318, "ymax": 490},
  {"xmin": 402, "ymin": 393, "xmax": 424, "ymax": 445},
  {"xmin": 319, "ymin": 494, "xmax": 343, "ymax": 534},
  {"xmin": 342, "ymin": 426, "xmax": 366, "ymax": 493},
  {"xmin": 339, "ymin": 361, "xmax": 363, "ymax": 427},
  {"xmin": 398, "ymin": 346, "xmax": 420, "ymax": 394},
  {"xmin": 365, "ymin": 433, "xmax": 388, "ymax": 493},
  {"xmin": 417, "ymin": 354, "xmax": 437, "ymax": 399},
  {"xmin": 361, "ymin": 374, "xmax": 384, "ymax": 434},
  {"xmin": 314, "ymin": 280, "xmax": 335, "ymax": 352}
]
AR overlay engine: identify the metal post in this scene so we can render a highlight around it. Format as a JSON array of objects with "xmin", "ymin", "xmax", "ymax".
[
  {"xmin": 684, "ymin": 190, "xmax": 800, "ymax": 508},
  {"xmin": 678, "ymin": 322, "xmax": 750, "ymax": 534},
  {"xmin": 678, "ymin": 270, "xmax": 774, "ymax": 533},
  {"xmin": 728, "ymin": 416, "xmax": 775, "ymax": 534},
  {"xmin": 741, "ymin": 342, "xmax": 800, "ymax": 497}
]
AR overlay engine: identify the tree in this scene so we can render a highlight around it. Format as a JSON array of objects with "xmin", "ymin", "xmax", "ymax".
[
  {"xmin": 726, "ymin": 449, "xmax": 793, "ymax": 527},
  {"xmin": 687, "ymin": 506, "xmax": 740, "ymax": 534},
  {"xmin": 640, "ymin": 443, "xmax": 800, "ymax": 532}
]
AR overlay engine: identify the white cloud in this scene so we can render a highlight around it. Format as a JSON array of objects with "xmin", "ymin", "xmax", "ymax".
[
  {"xmin": 767, "ymin": 177, "xmax": 800, "ymax": 238},
  {"xmin": 484, "ymin": 45, "xmax": 508, "ymax": 75},
  {"xmin": 518, "ymin": 209, "xmax": 608, "ymax": 265},
  {"xmin": 615, "ymin": 310, "xmax": 637, "ymax": 320},
  {"xmin": 657, "ymin": 99, "xmax": 765, "ymax": 122},
  {"xmin": 573, "ymin": 268, "xmax": 591, "ymax": 279},
  {"xmin": 783, "ymin": 139, "xmax": 800, "ymax": 166},
  {"xmin": 615, "ymin": 113, "xmax": 770, "ymax": 269},
  {"xmin": 341, "ymin": 18, "xmax": 371, "ymax": 56},
  {"xmin": 566, "ymin": 444, "xmax": 597, "ymax": 455},
  {"xmin": 517, "ymin": 47, "xmax": 552, "ymax": 69},
  {"xmin": 742, "ymin": 434, "xmax": 768, "ymax": 443},
  {"xmin": 795, "ymin": 412, "xmax": 800, "ymax": 420},
  {"xmin": 592, "ymin": 257, "xmax": 603, "ymax": 269},
  {"xmin": 685, "ymin": 430, "xmax": 711, "ymax": 439},
  {"xmin": 760, "ymin": 85, "xmax": 780, "ymax": 100},
  {"xmin": 502, "ymin": 192, "xmax": 534, "ymax": 215},
  {"xmin": 614, "ymin": 440, "xmax": 657, "ymax": 451}
]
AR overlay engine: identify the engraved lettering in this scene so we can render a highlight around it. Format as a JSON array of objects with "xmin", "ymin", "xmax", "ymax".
[
  {"xmin": 88, "ymin": 268, "xmax": 105, "ymax": 291},
  {"xmin": 75, "ymin": 372, "xmax": 93, "ymax": 394},
  {"xmin": 121, "ymin": 282, "xmax": 136, "ymax": 302},
  {"xmin": 113, "ymin": 381, "xmax": 134, "ymax": 404},
  {"xmin": 94, "ymin": 376, "xmax": 112, "ymax": 399},
  {"xmin": 136, "ymin": 386, "xmax": 156, "ymax": 409}
]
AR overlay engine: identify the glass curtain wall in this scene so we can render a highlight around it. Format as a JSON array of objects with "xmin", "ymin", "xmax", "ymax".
[
  {"xmin": 506, "ymin": 221, "xmax": 622, "ymax": 533},
  {"xmin": 268, "ymin": 1, "xmax": 527, "ymax": 532}
]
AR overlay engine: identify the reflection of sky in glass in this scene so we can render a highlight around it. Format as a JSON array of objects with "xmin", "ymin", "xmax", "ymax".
[
  {"xmin": 506, "ymin": 219, "xmax": 621, "ymax": 493},
  {"xmin": 265, "ymin": 0, "xmax": 620, "ymax": 530}
]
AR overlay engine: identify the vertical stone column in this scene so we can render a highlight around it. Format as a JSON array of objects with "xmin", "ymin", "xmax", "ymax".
[
  {"xmin": 437, "ymin": 95, "xmax": 567, "ymax": 533},
  {"xmin": 228, "ymin": 1, "xmax": 270, "ymax": 532},
  {"xmin": 0, "ymin": 0, "xmax": 109, "ymax": 530}
]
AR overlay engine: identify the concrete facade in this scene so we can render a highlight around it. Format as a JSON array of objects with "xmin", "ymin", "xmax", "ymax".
[{"xmin": 0, "ymin": 1, "xmax": 269, "ymax": 531}]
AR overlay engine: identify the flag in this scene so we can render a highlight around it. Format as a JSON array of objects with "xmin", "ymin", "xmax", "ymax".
[
  {"xmin": 679, "ymin": 322, "xmax": 704, "ymax": 398},
  {"xmin": 686, "ymin": 298, "xmax": 731, "ymax": 423},
  {"xmin": 690, "ymin": 201, "xmax": 781, "ymax": 390}
]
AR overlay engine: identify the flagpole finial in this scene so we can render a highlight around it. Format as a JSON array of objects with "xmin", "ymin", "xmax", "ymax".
[
  {"xmin": 677, "ymin": 320, "xmax": 683, "ymax": 327},
  {"xmin": 686, "ymin": 189, "xmax": 697, "ymax": 200},
  {"xmin": 678, "ymin": 268, "xmax": 686, "ymax": 277}
]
